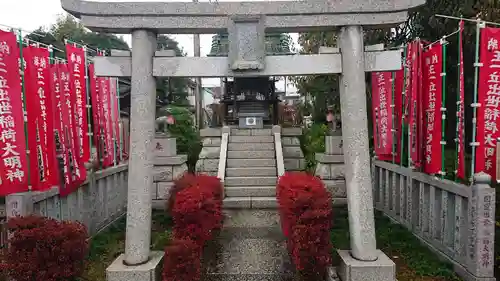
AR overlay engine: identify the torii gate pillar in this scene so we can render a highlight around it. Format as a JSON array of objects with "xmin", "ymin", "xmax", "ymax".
[
  {"xmin": 123, "ymin": 30, "xmax": 157, "ymax": 266},
  {"xmin": 338, "ymin": 25, "xmax": 378, "ymax": 262}
]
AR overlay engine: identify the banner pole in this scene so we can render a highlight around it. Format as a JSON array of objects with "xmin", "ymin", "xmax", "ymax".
[
  {"xmin": 471, "ymin": 19, "xmax": 484, "ymax": 181},
  {"xmin": 400, "ymin": 47, "xmax": 408, "ymax": 166},
  {"xmin": 455, "ymin": 20, "xmax": 462, "ymax": 181},
  {"xmin": 418, "ymin": 40, "xmax": 424, "ymax": 170},
  {"xmin": 95, "ymin": 48, "xmax": 103, "ymax": 168},
  {"xmin": 109, "ymin": 75, "xmax": 117, "ymax": 167},
  {"xmin": 391, "ymin": 71, "xmax": 396, "ymax": 164},
  {"xmin": 16, "ymin": 29, "xmax": 31, "ymax": 190},
  {"xmin": 408, "ymin": 40, "xmax": 417, "ymax": 170},
  {"xmin": 440, "ymin": 37, "xmax": 447, "ymax": 179},
  {"xmin": 83, "ymin": 46, "xmax": 93, "ymax": 165},
  {"xmin": 116, "ymin": 78, "xmax": 123, "ymax": 163},
  {"xmin": 48, "ymin": 44, "xmax": 63, "ymax": 213}
]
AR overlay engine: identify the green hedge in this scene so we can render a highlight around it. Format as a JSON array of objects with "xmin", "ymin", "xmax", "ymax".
[
  {"xmin": 160, "ymin": 106, "xmax": 201, "ymax": 172},
  {"xmin": 299, "ymin": 123, "xmax": 329, "ymax": 173}
]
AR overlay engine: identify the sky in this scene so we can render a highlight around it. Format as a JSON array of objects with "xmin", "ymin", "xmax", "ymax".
[{"xmin": 0, "ymin": 0, "xmax": 299, "ymax": 91}]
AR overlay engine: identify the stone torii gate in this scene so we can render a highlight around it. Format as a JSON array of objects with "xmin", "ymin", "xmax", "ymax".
[{"xmin": 61, "ymin": 1, "xmax": 424, "ymax": 280}]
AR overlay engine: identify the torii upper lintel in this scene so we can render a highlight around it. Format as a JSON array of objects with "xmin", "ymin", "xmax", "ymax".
[{"xmin": 61, "ymin": 0, "xmax": 425, "ymax": 34}]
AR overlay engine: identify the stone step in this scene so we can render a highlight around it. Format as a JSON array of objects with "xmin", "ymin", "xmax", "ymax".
[
  {"xmin": 223, "ymin": 197, "xmax": 278, "ymax": 209},
  {"xmin": 227, "ymin": 158, "xmax": 276, "ymax": 168},
  {"xmin": 229, "ymin": 135, "xmax": 274, "ymax": 143},
  {"xmin": 251, "ymin": 197, "xmax": 278, "ymax": 209},
  {"xmin": 202, "ymin": 273, "xmax": 294, "ymax": 281},
  {"xmin": 232, "ymin": 128, "xmax": 272, "ymax": 136},
  {"xmin": 225, "ymin": 186, "xmax": 276, "ymax": 197},
  {"xmin": 227, "ymin": 151, "xmax": 274, "ymax": 159},
  {"xmin": 228, "ymin": 142, "xmax": 275, "ymax": 151},
  {"xmin": 220, "ymin": 210, "xmax": 282, "ymax": 239},
  {"xmin": 225, "ymin": 176, "xmax": 277, "ymax": 187},
  {"xmin": 222, "ymin": 210, "xmax": 280, "ymax": 228},
  {"xmin": 226, "ymin": 167, "xmax": 276, "ymax": 177}
]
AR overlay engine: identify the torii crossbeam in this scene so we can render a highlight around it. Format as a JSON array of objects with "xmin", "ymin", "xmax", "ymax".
[{"xmin": 93, "ymin": 49, "xmax": 402, "ymax": 77}]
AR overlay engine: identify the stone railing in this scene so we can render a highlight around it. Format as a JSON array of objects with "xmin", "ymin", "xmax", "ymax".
[
  {"xmin": 281, "ymin": 127, "xmax": 305, "ymax": 171},
  {"xmin": 372, "ymin": 160, "xmax": 496, "ymax": 281},
  {"xmin": 217, "ymin": 126, "xmax": 230, "ymax": 188},
  {"xmin": 315, "ymin": 135, "xmax": 347, "ymax": 206},
  {"xmin": 196, "ymin": 128, "xmax": 223, "ymax": 177},
  {"xmin": 273, "ymin": 125, "xmax": 285, "ymax": 177},
  {"xmin": 152, "ymin": 135, "xmax": 188, "ymax": 209},
  {"xmin": 6, "ymin": 163, "xmax": 129, "ymax": 236}
]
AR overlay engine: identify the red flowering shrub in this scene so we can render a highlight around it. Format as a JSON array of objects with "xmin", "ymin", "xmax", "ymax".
[
  {"xmin": 1, "ymin": 215, "xmax": 89, "ymax": 281},
  {"xmin": 167, "ymin": 172, "xmax": 197, "ymax": 212},
  {"xmin": 162, "ymin": 238, "xmax": 201, "ymax": 281},
  {"xmin": 170, "ymin": 174, "xmax": 223, "ymax": 245},
  {"xmin": 163, "ymin": 174, "xmax": 223, "ymax": 281},
  {"xmin": 167, "ymin": 173, "xmax": 222, "ymax": 212},
  {"xmin": 172, "ymin": 186, "xmax": 222, "ymax": 246},
  {"xmin": 193, "ymin": 174, "xmax": 223, "ymax": 201},
  {"xmin": 276, "ymin": 172, "xmax": 333, "ymax": 275}
]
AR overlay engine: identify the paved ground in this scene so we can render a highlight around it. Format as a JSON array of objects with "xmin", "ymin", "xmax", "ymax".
[{"xmin": 202, "ymin": 210, "xmax": 295, "ymax": 281}]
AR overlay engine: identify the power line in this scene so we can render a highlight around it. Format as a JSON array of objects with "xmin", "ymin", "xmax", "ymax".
[
  {"xmin": 423, "ymin": 28, "xmax": 461, "ymax": 49},
  {"xmin": 0, "ymin": 23, "xmax": 45, "ymax": 37},
  {"xmin": 0, "ymin": 22, "xmax": 101, "ymax": 54},
  {"xmin": 0, "ymin": 23, "xmax": 131, "ymax": 87},
  {"xmin": 435, "ymin": 14, "xmax": 500, "ymax": 26},
  {"xmin": 65, "ymin": 38, "xmax": 99, "ymax": 54}
]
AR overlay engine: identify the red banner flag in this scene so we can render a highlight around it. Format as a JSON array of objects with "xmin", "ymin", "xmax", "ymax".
[
  {"xmin": 409, "ymin": 40, "xmax": 422, "ymax": 168},
  {"xmin": 109, "ymin": 78, "xmax": 119, "ymax": 164},
  {"xmin": 113, "ymin": 78, "xmax": 121, "ymax": 162},
  {"xmin": 66, "ymin": 44, "xmax": 90, "ymax": 163},
  {"xmin": 50, "ymin": 64, "xmax": 69, "ymax": 188},
  {"xmin": 372, "ymin": 72, "xmax": 393, "ymax": 160},
  {"xmin": 457, "ymin": 21, "xmax": 466, "ymax": 180},
  {"xmin": 24, "ymin": 46, "xmax": 59, "ymax": 191},
  {"xmin": 59, "ymin": 63, "xmax": 86, "ymax": 196},
  {"xmin": 403, "ymin": 43, "xmax": 413, "ymax": 123},
  {"xmin": 476, "ymin": 27, "xmax": 500, "ymax": 179},
  {"xmin": 422, "ymin": 45, "xmax": 443, "ymax": 174},
  {"xmin": 0, "ymin": 31, "xmax": 29, "ymax": 195},
  {"xmin": 394, "ymin": 69, "xmax": 404, "ymax": 164},
  {"xmin": 100, "ymin": 77, "xmax": 114, "ymax": 167},
  {"xmin": 417, "ymin": 41, "xmax": 425, "ymax": 169},
  {"xmin": 89, "ymin": 64, "xmax": 103, "ymax": 164}
]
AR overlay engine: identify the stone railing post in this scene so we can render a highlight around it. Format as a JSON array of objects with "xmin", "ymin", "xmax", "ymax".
[
  {"xmin": 6, "ymin": 192, "xmax": 34, "ymax": 218},
  {"xmin": 466, "ymin": 172, "xmax": 495, "ymax": 279}
]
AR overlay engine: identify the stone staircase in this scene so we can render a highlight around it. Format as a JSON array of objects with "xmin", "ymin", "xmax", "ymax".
[{"xmin": 223, "ymin": 128, "xmax": 278, "ymax": 209}]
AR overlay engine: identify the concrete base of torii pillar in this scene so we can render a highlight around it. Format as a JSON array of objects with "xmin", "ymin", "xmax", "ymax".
[
  {"xmin": 329, "ymin": 26, "xmax": 396, "ymax": 281},
  {"xmin": 106, "ymin": 252, "xmax": 164, "ymax": 281}
]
